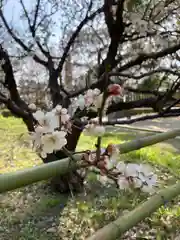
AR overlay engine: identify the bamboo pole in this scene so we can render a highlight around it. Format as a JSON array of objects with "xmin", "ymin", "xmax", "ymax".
[
  {"xmin": 0, "ymin": 129, "xmax": 180, "ymax": 193},
  {"xmin": 118, "ymin": 129, "xmax": 180, "ymax": 154},
  {"xmin": 87, "ymin": 181, "xmax": 180, "ymax": 240},
  {"xmin": 115, "ymin": 125, "xmax": 180, "ymax": 139},
  {"xmin": 0, "ymin": 157, "xmax": 78, "ymax": 193}
]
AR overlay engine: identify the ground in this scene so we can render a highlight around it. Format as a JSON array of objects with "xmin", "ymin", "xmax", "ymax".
[{"xmin": 0, "ymin": 115, "xmax": 180, "ymax": 239}]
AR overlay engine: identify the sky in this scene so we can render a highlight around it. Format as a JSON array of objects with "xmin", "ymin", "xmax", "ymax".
[{"xmin": 3, "ymin": 0, "xmax": 29, "ymax": 28}]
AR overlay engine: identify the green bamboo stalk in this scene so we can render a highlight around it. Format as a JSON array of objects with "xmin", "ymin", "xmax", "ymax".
[
  {"xmin": 0, "ymin": 129, "xmax": 180, "ymax": 193},
  {"xmin": 0, "ymin": 157, "xmax": 79, "ymax": 193},
  {"xmin": 116, "ymin": 125, "xmax": 180, "ymax": 139},
  {"xmin": 118, "ymin": 129, "xmax": 180, "ymax": 154},
  {"xmin": 87, "ymin": 181, "xmax": 180, "ymax": 240}
]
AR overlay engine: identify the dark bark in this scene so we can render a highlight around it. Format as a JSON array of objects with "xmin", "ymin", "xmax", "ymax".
[
  {"xmin": 42, "ymin": 120, "xmax": 85, "ymax": 193},
  {"xmin": 0, "ymin": 45, "xmax": 35, "ymax": 131}
]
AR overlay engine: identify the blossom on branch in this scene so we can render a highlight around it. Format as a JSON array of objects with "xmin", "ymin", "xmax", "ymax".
[
  {"xmin": 41, "ymin": 131, "xmax": 67, "ymax": 155},
  {"xmin": 29, "ymin": 86, "xmax": 157, "ymax": 194},
  {"xmin": 83, "ymin": 123, "xmax": 105, "ymax": 136}
]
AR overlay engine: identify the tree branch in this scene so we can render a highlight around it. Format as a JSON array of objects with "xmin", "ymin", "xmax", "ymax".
[
  {"xmin": 118, "ymin": 43, "xmax": 180, "ymax": 73},
  {"xmin": 32, "ymin": 0, "xmax": 41, "ymax": 36},
  {"xmin": 0, "ymin": 45, "xmax": 24, "ymax": 104},
  {"xmin": 0, "ymin": 9, "xmax": 48, "ymax": 68},
  {"xmin": 124, "ymin": 87, "xmax": 162, "ymax": 96},
  {"xmin": 69, "ymin": 43, "xmax": 180, "ymax": 99},
  {"xmin": 55, "ymin": 4, "xmax": 104, "ymax": 76},
  {"xmin": 98, "ymin": 0, "xmax": 125, "ymax": 79},
  {"xmin": 102, "ymin": 108, "xmax": 180, "ymax": 126},
  {"xmin": 19, "ymin": 0, "xmax": 50, "ymax": 59},
  {"xmin": 0, "ymin": 45, "xmax": 35, "ymax": 130},
  {"xmin": 112, "ymin": 68, "xmax": 180, "ymax": 80},
  {"xmin": 107, "ymin": 97, "xmax": 158, "ymax": 114}
]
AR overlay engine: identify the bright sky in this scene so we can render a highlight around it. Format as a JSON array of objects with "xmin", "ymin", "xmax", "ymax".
[
  {"xmin": 3, "ymin": 0, "xmax": 28, "ymax": 28},
  {"xmin": 2, "ymin": 0, "xmax": 65, "ymax": 45}
]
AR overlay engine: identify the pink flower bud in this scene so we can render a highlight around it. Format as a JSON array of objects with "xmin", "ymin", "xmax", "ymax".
[{"xmin": 108, "ymin": 84, "xmax": 123, "ymax": 96}]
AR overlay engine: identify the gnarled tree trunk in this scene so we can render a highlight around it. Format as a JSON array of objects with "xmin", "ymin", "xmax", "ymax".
[{"xmin": 41, "ymin": 120, "xmax": 85, "ymax": 193}]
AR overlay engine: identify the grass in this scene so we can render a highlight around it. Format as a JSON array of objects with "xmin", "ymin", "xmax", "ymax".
[{"xmin": 0, "ymin": 115, "xmax": 180, "ymax": 239}]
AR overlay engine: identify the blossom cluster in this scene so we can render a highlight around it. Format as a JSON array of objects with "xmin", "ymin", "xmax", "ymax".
[
  {"xmin": 30, "ymin": 84, "xmax": 123, "ymax": 157},
  {"xmin": 29, "ymin": 83, "xmax": 157, "ymax": 194},
  {"xmin": 83, "ymin": 123, "xmax": 106, "ymax": 137},
  {"xmin": 70, "ymin": 84, "xmax": 123, "ymax": 116},
  {"xmin": 83, "ymin": 144, "xmax": 157, "ymax": 193},
  {"xmin": 30, "ymin": 105, "xmax": 71, "ymax": 158},
  {"xmin": 116, "ymin": 162, "xmax": 157, "ymax": 193}
]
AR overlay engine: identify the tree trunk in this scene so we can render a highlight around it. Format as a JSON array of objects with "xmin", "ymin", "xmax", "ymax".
[{"xmin": 42, "ymin": 120, "xmax": 85, "ymax": 193}]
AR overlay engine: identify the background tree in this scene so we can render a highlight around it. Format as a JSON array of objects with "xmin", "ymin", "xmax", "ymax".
[{"xmin": 0, "ymin": 0, "xmax": 180, "ymax": 192}]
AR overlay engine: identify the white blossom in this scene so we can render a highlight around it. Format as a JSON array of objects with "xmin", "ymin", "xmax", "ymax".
[
  {"xmin": 138, "ymin": 164, "xmax": 153, "ymax": 176},
  {"xmin": 33, "ymin": 110, "xmax": 45, "ymax": 123},
  {"xmin": 84, "ymin": 94, "xmax": 94, "ymax": 107},
  {"xmin": 55, "ymin": 104, "xmax": 62, "ymax": 113},
  {"xmin": 33, "ymin": 110, "xmax": 57, "ymax": 132},
  {"xmin": 93, "ymin": 88, "xmax": 101, "ymax": 96},
  {"xmin": 35, "ymin": 126, "xmax": 47, "ymax": 134},
  {"xmin": 116, "ymin": 162, "xmax": 126, "ymax": 172},
  {"xmin": 61, "ymin": 108, "xmax": 68, "ymax": 115},
  {"xmin": 115, "ymin": 161, "xmax": 157, "ymax": 192},
  {"xmin": 60, "ymin": 111, "xmax": 70, "ymax": 124},
  {"xmin": 28, "ymin": 103, "xmax": 36, "ymax": 111},
  {"xmin": 86, "ymin": 89, "xmax": 94, "ymax": 96},
  {"xmin": 84, "ymin": 124, "xmax": 105, "ymax": 136},
  {"xmin": 133, "ymin": 178, "xmax": 143, "ymax": 188},
  {"xmin": 40, "ymin": 151, "xmax": 47, "ymax": 158},
  {"xmin": 124, "ymin": 163, "xmax": 140, "ymax": 177},
  {"xmin": 141, "ymin": 174, "xmax": 157, "ymax": 193},
  {"xmin": 31, "ymin": 131, "xmax": 42, "ymax": 148},
  {"xmin": 41, "ymin": 131, "xmax": 67, "ymax": 154},
  {"xmin": 93, "ymin": 94, "xmax": 103, "ymax": 110},
  {"xmin": 117, "ymin": 175, "xmax": 130, "ymax": 190},
  {"xmin": 47, "ymin": 112, "xmax": 59, "ymax": 130}
]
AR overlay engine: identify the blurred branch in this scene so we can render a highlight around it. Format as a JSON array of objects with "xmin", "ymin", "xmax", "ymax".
[
  {"xmin": 0, "ymin": 44, "xmax": 35, "ymax": 130},
  {"xmin": 32, "ymin": 0, "xmax": 41, "ymax": 35},
  {"xmin": 55, "ymin": 4, "xmax": 104, "ymax": 75},
  {"xmin": 118, "ymin": 43, "xmax": 180, "ymax": 73},
  {"xmin": 102, "ymin": 108, "xmax": 180, "ymax": 126},
  {"xmin": 0, "ymin": 8, "xmax": 48, "ymax": 67},
  {"xmin": 19, "ymin": 0, "xmax": 50, "ymax": 58},
  {"xmin": 112, "ymin": 68, "xmax": 180, "ymax": 79}
]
